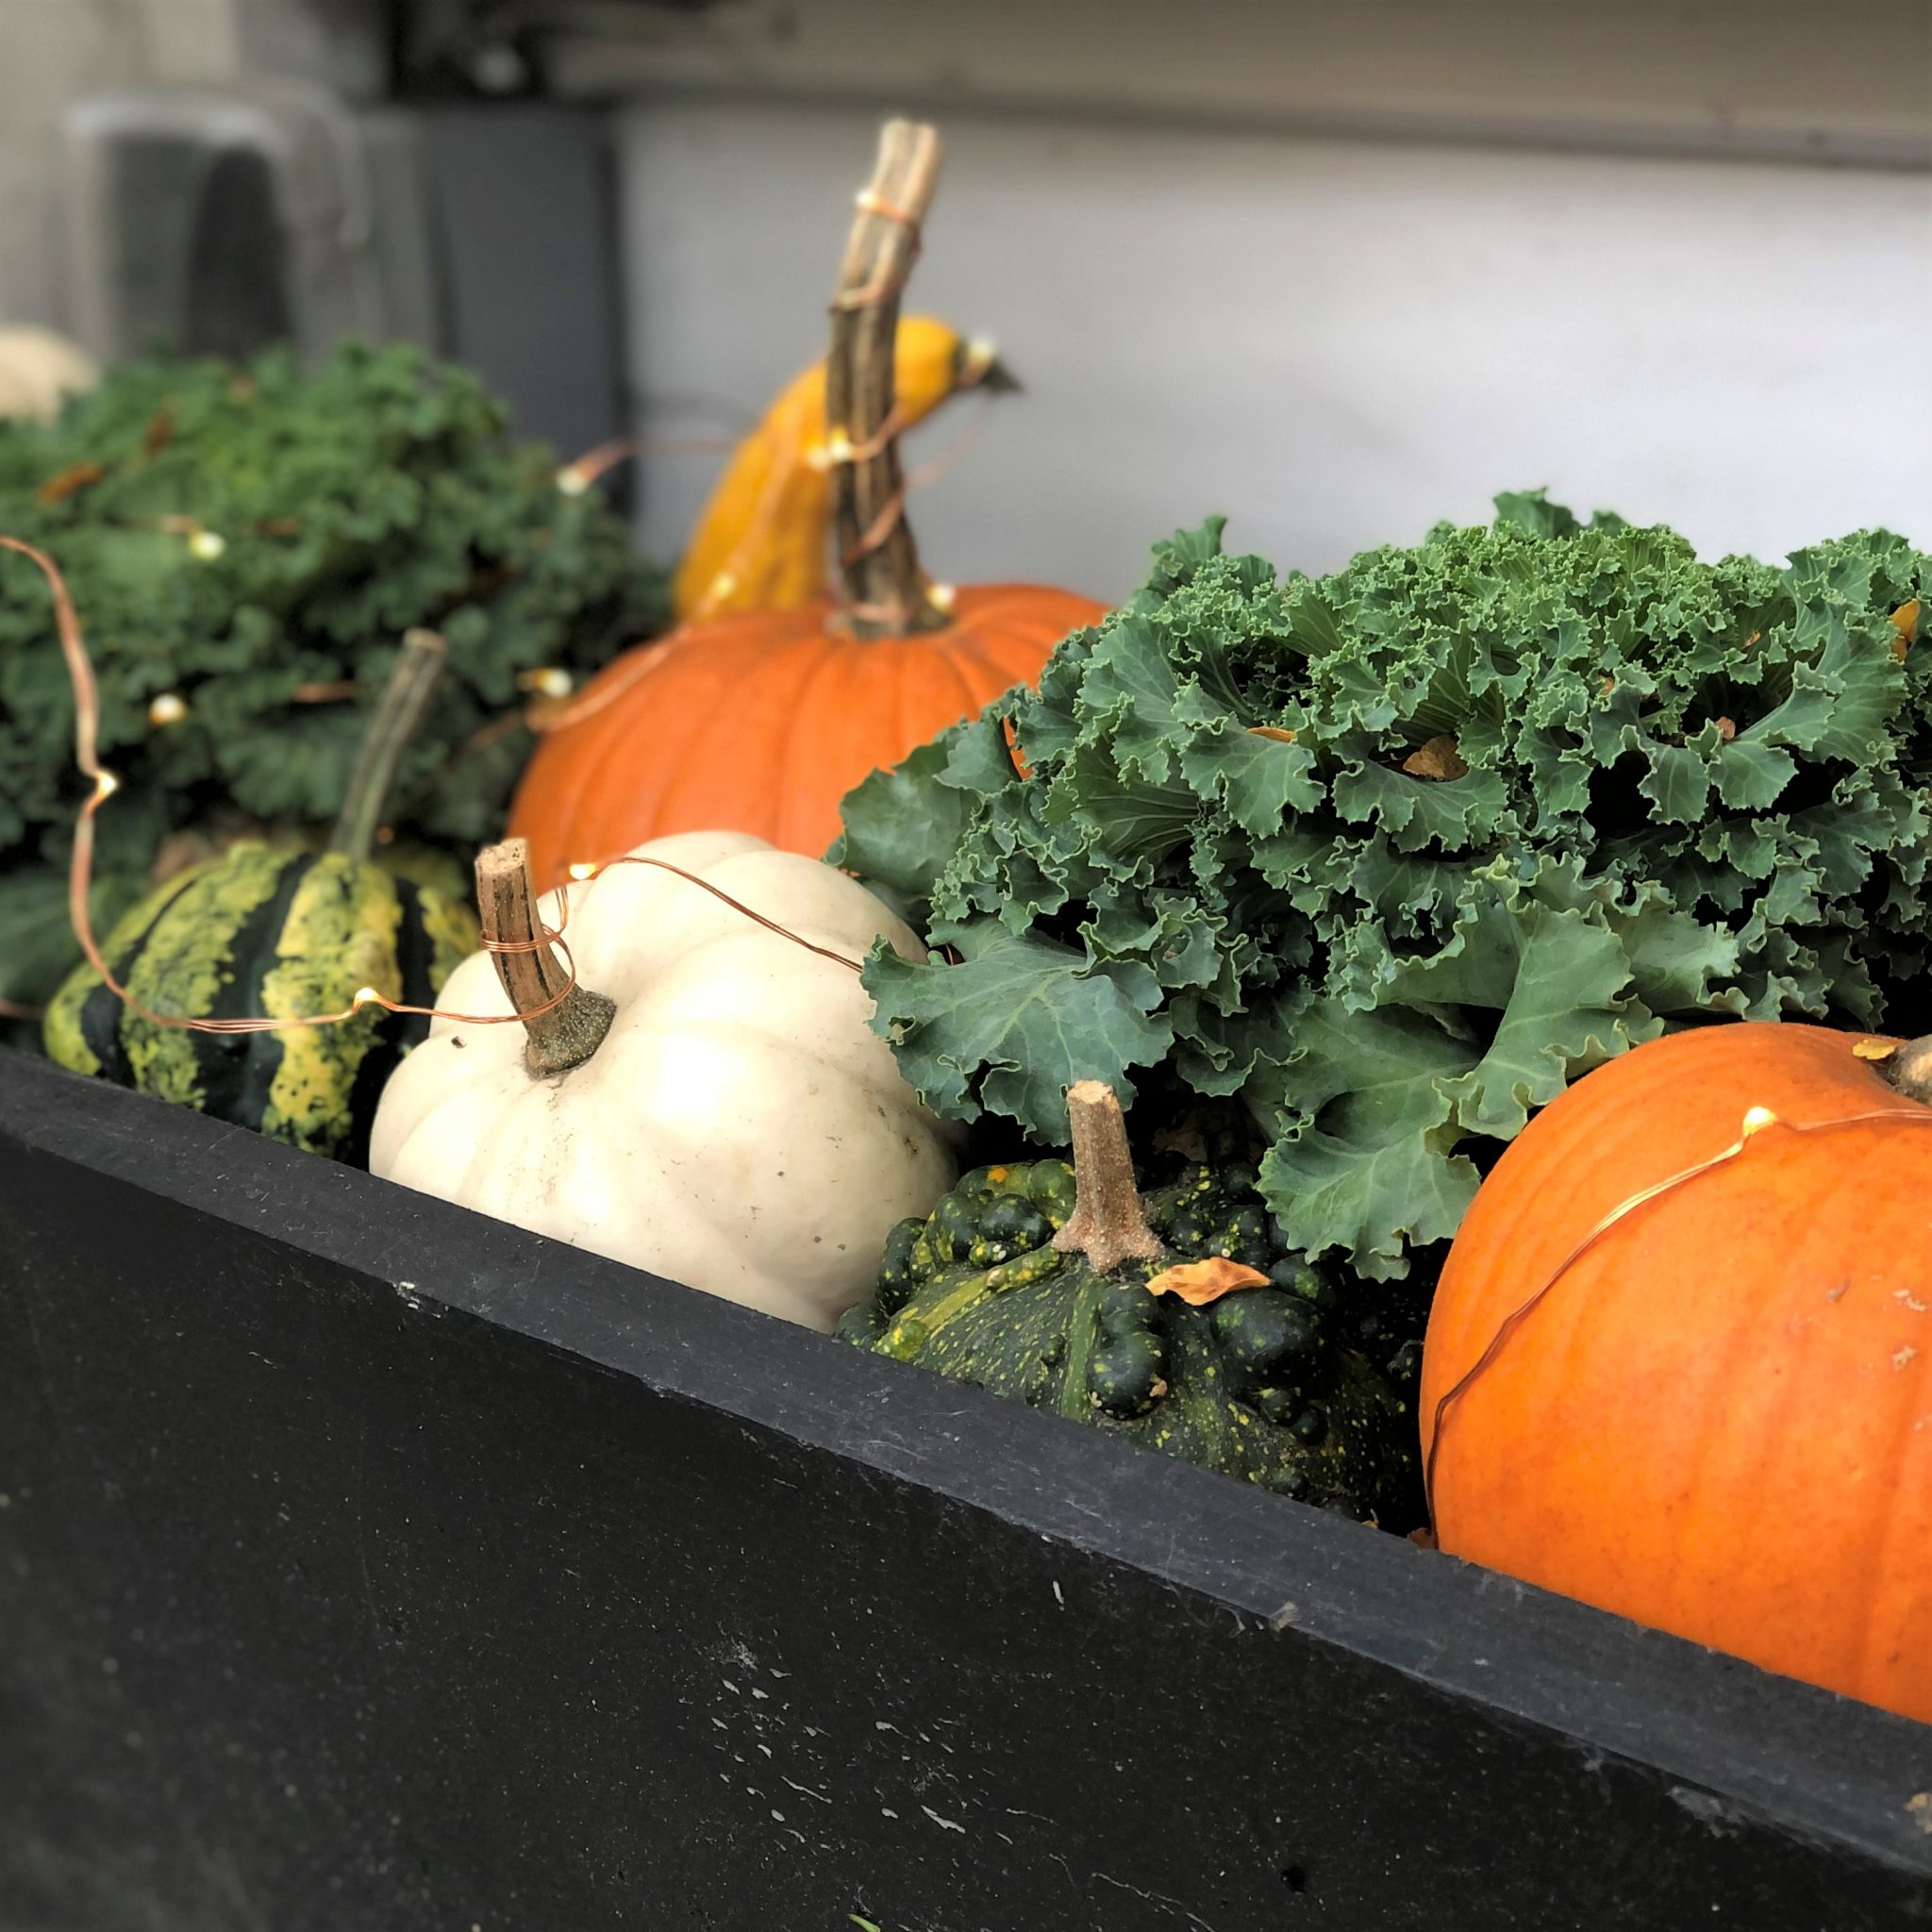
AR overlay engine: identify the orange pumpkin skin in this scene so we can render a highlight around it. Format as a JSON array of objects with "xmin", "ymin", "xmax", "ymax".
[
  {"xmin": 508, "ymin": 584, "xmax": 1104, "ymax": 889},
  {"xmin": 1422, "ymin": 1023, "xmax": 1932, "ymax": 1724}
]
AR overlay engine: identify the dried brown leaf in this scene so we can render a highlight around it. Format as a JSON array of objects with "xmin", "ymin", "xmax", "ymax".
[
  {"xmin": 1145, "ymin": 1257, "xmax": 1270, "ymax": 1307},
  {"xmin": 1401, "ymin": 734, "xmax": 1468, "ymax": 782},
  {"xmin": 36, "ymin": 460, "xmax": 106, "ymax": 505}
]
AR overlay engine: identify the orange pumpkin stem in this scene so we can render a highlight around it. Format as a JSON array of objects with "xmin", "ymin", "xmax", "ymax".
[
  {"xmin": 1874, "ymin": 1034, "xmax": 1932, "ymax": 1107},
  {"xmin": 827, "ymin": 118, "xmax": 949, "ymax": 641},
  {"xmin": 1053, "ymin": 1079, "xmax": 1166, "ymax": 1274},
  {"xmin": 475, "ymin": 839, "xmax": 615, "ymax": 1076}
]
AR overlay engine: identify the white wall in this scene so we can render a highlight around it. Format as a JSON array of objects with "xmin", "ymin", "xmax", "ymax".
[{"xmin": 617, "ymin": 100, "xmax": 1932, "ymax": 599}]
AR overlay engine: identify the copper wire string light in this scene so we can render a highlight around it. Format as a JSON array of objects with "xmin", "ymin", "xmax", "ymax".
[
  {"xmin": 903, "ymin": 391, "xmax": 993, "ymax": 500},
  {"xmin": 1423, "ymin": 1097, "xmax": 1932, "ymax": 1532},
  {"xmin": 832, "ymin": 187, "xmax": 924, "ymax": 309},
  {"xmin": 0, "ymin": 537, "xmax": 864, "ymax": 1048},
  {"xmin": 556, "ymin": 436, "xmax": 642, "ymax": 496},
  {"xmin": 532, "ymin": 352, "xmax": 982, "ymax": 724}
]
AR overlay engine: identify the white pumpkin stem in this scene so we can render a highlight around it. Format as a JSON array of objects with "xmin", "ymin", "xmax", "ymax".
[
  {"xmin": 475, "ymin": 838, "xmax": 615, "ymax": 1076},
  {"xmin": 1053, "ymin": 1079, "xmax": 1166, "ymax": 1274},
  {"xmin": 330, "ymin": 628, "xmax": 447, "ymax": 861},
  {"xmin": 827, "ymin": 118, "xmax": 947, "ymax": 641}
]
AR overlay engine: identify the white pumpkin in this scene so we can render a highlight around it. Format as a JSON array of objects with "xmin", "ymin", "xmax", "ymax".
[
  {"xmin": 369, "ymin": 830, "xmax": 957, "ymax": 1330},
  {"xmin": 0, "ymin": 325, "xmax": 99, "ymax": 424}
]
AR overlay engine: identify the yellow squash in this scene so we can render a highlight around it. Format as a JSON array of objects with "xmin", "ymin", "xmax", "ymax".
[{"xmin": 672, "ymin": 314, "xmax": 1012, "ymax": 622}]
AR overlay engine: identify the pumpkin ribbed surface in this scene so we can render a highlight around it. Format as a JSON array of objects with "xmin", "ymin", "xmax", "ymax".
[
  {"xmin": 508, "ymin": 584, "xmax": 1103, "ymax": 888},
  {"xmin": 1422, "ymin": 1022, "xmax": 1932, "ymax": 1724},
  {"xmin": 43, "ymin": 841, "xmax": 475, "ymax": 1162},
  {"xmin": 369, "ymin": 830, "xmax": 958, "ymax": 1331}
]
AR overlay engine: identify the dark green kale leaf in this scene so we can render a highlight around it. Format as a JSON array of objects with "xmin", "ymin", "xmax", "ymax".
[
  {"xmin": 848, "ymin": 499, "xmax": 1930, "ymax": 1278},
  {"xmin": 0, "ymin": 341, "xmax": 665, "ymax": 1017}
]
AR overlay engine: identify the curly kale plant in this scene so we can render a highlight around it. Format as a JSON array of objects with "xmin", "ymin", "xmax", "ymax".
[
  {"xmin": 0, "ymin": 341, "xmax": 663, "ymax": 1013},
  {"xmin": 837, "ymin": 494, "xmax": 1930, "ymax": 1279}
]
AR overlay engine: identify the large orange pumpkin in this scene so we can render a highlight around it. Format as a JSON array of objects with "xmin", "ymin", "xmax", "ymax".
[
  {"xmin": 508, "ymin": 585, "xmax": 1095, "ymax": 884},
  {"xmin": 1422, "ymin": 1021, "xmax": 1932, "ymax": 1724},
  {"xmin": 508, "ymin": 120, "xmax": 1105, "ymax": 891}
]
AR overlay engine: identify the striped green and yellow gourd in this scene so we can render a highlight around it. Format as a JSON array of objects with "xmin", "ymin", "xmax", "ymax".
[{"xmin": 44, "ymin": 630, "xmax": 477, "ymax": 1163}]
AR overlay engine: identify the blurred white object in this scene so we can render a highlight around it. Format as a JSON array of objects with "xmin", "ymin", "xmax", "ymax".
[{"xmin": 0, "ymin": 325, "xmax": 98, "ymax": 424}]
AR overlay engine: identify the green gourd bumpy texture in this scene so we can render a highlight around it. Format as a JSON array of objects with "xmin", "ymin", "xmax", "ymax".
[
  {"xmin": 0, "ymin": 341, "xmax": 663, "ymax": 1019},
  {"xmin": 837, "ymin": 494, "xmax": 1931, "ymax": 1281},
  {"xmin": 838, "ymin": 1158, "xmax": 1424, "ymax": 1526},
  {"xmin": 42, "ymin": 841, "xmax": 476, "ymax": 1164}
]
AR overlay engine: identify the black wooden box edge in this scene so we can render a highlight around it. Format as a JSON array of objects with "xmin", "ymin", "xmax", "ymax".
[{"xmin": 2, "ymin": 1049, "xmax": 1928, "ymax": 1932}]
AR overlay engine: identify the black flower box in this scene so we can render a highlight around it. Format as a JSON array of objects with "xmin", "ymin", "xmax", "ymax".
[{"xmin": 2, "ymin": 1050, "xmax": 1927, "ymax": 1931}]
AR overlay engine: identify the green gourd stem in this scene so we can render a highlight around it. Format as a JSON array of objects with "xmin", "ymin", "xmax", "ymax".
[
  {"xmin": 475, "ymin": 838, "xmax": 615, "ymax": 1076},
  {"xmin": 329, "ymin": 628, "xmax": 449, "ymax": 861},
  {"xmin": 1052, "ymin": 1079, "xmax": 1165, "ymax": 1274},
  {"xmin": 826, "ymin": 118, "xmax": 948, "ymax": 641}
]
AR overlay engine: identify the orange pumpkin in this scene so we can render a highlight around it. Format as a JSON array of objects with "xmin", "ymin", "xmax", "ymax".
[
  {"xmin": 508, "ymin": 586, "xmax": 1095, "ymax": 884},
  {"xmin": 508, "ymin": 120, "xmax": 1104, "ymax": 890},
  {"xmin": 1422, "ymin": 1021, "xmax": 1932, "ymax": 1724}
]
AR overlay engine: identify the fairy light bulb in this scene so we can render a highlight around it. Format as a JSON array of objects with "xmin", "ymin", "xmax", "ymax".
[
  {"xmin": 556, "ymin": 466, "xmax": 590, "ymax": 498},
  {"xmin": 927, "ymin": 581, "xmax": 958, "ymax": 614},
  {"xmin": 708, "ymin": 571, "xmax": 738, "ymax": 600},
  {"xmin": 1741, "ymin": 1106, "xmax": 1779, "ymax": 1136},
  {"xmin": 188, "ymin": 528, "xmax": 226, "ymax": 561},
  {"xmin": 567, "ymin": 861, "xmax": 599, "ymax": 883},
  {"xmin": 517, "ymin": 667, "xmax": 574, "ymax": 700},
  {"xmin": 147, "ymin": 691, "xmax": 187, "ymax": 726},
  {"xmin": 824, "ymin": 427, "xmax": 854, "ymax": 465},
  {"xmin": 352, "ymin": 986, "xmax": 383, "ymax": 1009},
  {"xmin": 93, "ymin": 769, "xmax": 120, "ymax": 801}
]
